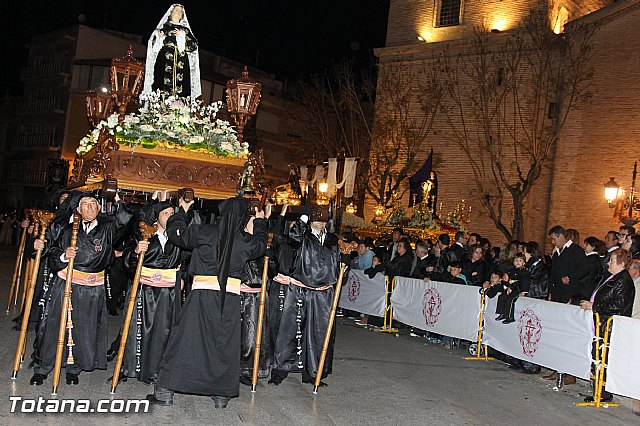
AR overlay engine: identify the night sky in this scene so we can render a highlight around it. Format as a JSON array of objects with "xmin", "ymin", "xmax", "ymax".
[{"xmin": 2, "ymin": 0, "xmax": 390, "ymax": 95}]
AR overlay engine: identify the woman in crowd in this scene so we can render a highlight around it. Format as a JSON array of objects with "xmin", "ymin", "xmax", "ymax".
[
  {"xmin": 523, "ymin": 242, "xmax": 548, "ymax": 299},
  {"xmin": 583, "ymin": 236, "xmax": 607, "ymax": 298},
  {"xmin": 580, "ymin": 248, "xmax": 636, "ymax": 402},
  {"xmin": 462, "ymin": 244, "xmax": 486, "ymax": 286},
  {"xmin": 384, "ymin": 239, "xmax": 416, "ymax": 279},
  {"xmin": 621, "ymin": 233, "xmax": 640, "ymax": 259}
]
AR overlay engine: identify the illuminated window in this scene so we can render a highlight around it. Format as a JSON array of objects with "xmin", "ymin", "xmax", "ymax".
[{"xmin": 435, "ymin": 0, "xmax": 463, "ymax": 27}]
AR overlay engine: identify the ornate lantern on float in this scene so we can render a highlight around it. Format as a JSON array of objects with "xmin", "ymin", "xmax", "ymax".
[
  {"xmin": 85, "ymin": 84, "xmax": 114, "ymax": 127},
  {"xmin": 110, "ymin": 45, "xmax": 145, "ymax": 117},
  {"xmin": 226, "ymin": 66, "xmax": 262, "ymax": 143}
]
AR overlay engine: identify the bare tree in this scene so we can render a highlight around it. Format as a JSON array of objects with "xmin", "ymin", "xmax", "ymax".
[
  {"xmin": 434, "ymin": 8, "xmax": 599, "ymax": 241},
  {"xmin": 367, "ymin": 63, "xmax": 443, "ymax": 207},
  {"xmin": 292, "ymin": 59, "xmax": 443, "ymax": 210}
]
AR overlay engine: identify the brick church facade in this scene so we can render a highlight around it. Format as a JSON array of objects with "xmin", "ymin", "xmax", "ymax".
[{"xmin": 371, "ymin": 0, "xmax": 639, "ymax": 247}]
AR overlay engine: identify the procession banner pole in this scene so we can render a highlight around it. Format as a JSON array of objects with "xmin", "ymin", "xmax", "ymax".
[
  {"xmin": 7, "ymin": 213, "xmax": 29, "ymax": 312},
  {"xmin": 51, "ymin": 214, "xmax": 81, "ymax": 396},
  {"xmin": 111, "ymin": 222, "xmax": 155, "ymax": 394},
  {"xmin": 12, "ymin": 211, "xmax": 54, "ymax": 378},
  {"xmin": 250, "ymin": 191, "xmax": 270, "ymax": 393},
  {"xmin": 377, "ymin": 277, "xmax": 398, "ymax": 334},
  {"xmin": 251, "ymin": 249, "xmax": 271, "ymax": 392},
  {"xmin": 313, "ymin": 262, "xmax": 348, "ymax": 395},
  {"xmin": 464, "ymin": 291, "xmax": 494, "ymax": 361}
]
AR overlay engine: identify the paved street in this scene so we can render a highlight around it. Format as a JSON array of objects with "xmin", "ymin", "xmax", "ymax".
[{"xmin": 0, "ymin": 246, "xmax": 637, "ymax": 425}]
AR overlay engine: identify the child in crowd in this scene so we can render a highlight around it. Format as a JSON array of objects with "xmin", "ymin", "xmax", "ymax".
[
  {"xmin": 364, "ymin": 255, "xmax": 384, "ymax": 279},
  {"xmin": 485, "ymin": 253, "xmax": 530, "ymax": 324}
]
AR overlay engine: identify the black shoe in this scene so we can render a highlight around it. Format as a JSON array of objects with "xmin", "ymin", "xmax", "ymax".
[
  {"xmin": 583, "ymin": 394, "xmax": 613, "ymax": 403},
  {"xmin": 66, "ymin": 373, "xmax": 79, "ymax": 385},
  {"xmin": 211, "ymin": 395, "xmax": 230, "ymax": 409},
  {"xmin": 302, "ymin": 376, "xmax": 328, "ymax": 387},
  {"xmin": 496, "ymin": 314, "xmax": 505, "ymax": 321},
  {"xmin": 146, "ymin": 394, "xmax": 173, "ymax": 406},
  {"xmin": 239, "ymin": 376, "xmax": 252, "ymax": 386},
  {"xmin": 502, "ymin": 318, "xmax": 515, "ymax": 324},
  {"xmin": 107, "ymin": 349, "xmax": 117, "ymax": 362},
  {"xmin": 268, "ymin": 375, "xmax": 284, "ymax": 386},
  {"xmin": 106, "ymin": 375, "xmax": 127, "ymax": 384},
  {"xmin": 30, "ymin": 373, "xmax": 47, "ymax": 386}
]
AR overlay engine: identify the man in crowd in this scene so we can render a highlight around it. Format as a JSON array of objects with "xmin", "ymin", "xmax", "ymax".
[
  {"xmin": 449, "ymin": 231, "xmax": 467, "ymax": 264},
  {"xmin": 388, "ymin": 227, "xmax": 403, "ymax": 261},
  {"xmin": 543, "ymin": 225, "xmax": 590, "ymax": 385},
  {"xmin": 351, "ymin": 239, "xmax": 375, "ymax": 270}
]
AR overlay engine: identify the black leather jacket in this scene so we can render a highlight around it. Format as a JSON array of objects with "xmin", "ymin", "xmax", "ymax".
[
  {"xmin": 593, "ymin": 269, "xmax": 635, "ymax": 323},
  {"xmin": 526, "ymin": 258, "xmax": 549, "ymax": 299}
]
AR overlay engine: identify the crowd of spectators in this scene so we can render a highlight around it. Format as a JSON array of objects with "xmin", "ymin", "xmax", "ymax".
[{"xmin": 342, "ymin": 223, "xmax": 640, "ymax": 401}]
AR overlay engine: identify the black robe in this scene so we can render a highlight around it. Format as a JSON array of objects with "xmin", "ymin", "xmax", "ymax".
[
  {"xmin": 120, "ymin": 233, "xmax": 182, "ymax": 383},
  {"xmin": 156, "ymin": 208, "xmax": 267, "ymax": 397},
  {"xmin": 153, "ymin": 22, "xmax": 197, "ymax": 97},
  {"xmin": 271, "ymin": 219, "xmax": 339, "ymax": 380},
  {"xmin": 240, "ymin": 257, "xmax": 271, "ymax": 379},
  {"xmin": 33, "ymin": 204, "xmax": 132, "ymax": 375}
]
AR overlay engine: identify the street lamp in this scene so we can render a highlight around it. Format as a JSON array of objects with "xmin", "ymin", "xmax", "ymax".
[
  {"xmin": 226, "ymin": 66, "xmax": 262, "ymax": 144},
  {"xmin": 345, "ymin": 201, "xmax": 357, "ymax": 215},
  {"xmin": 604, "ymin": 177, "xmax": 620, "ymax": 206},
  {"xmin": 85, "ymin": 85, "xmax": 114, "ymax": 127},
  {"xmin": 317, "ymin": 181, "xmax": 329, "ymax": 206},
  {"xmin": 605, "ymin": 162, "xmax": 640, "ymax": 225},
  {"xmin": 110, "ymin": 45, "xmax": 145, "ymax": 118}
]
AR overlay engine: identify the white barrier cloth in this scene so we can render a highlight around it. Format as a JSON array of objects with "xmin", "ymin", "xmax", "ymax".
[
  {"xmin": 391, "ymin": 277, "xmax": 480, "ymax": 341},
  {"xmin": 483, "ymin": 297, "xmax": 593, "ymax": 380},
  {"xmin": 338, "ymin": 270, "xmax": 387, "ymax": 317},
  {"xmin": 606, "ymin": 315, "xmax": 640, "ymax": 399}
]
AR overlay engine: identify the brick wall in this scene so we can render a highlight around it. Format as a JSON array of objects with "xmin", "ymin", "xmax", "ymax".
[
  {"xmin": 372, "ymin": 0, "xmax": 635, "ymax": 249},
  {"xmin": 548, "ymin": 1, "xmax": 640, "ymax": 241}
]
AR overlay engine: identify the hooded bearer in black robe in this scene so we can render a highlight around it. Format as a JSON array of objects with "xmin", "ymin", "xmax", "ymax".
[
  {"xmin": 148, "ymin": 196, "xmax": 267, "ymax": 409},
  {"xmin": 268, "ymin": 205, "xmax": 340, "ymax": 387},
  {"xmin": 118, "ymin": 201, "xmax": 183, "ymax": 384},
  {"xmin": 30, "ymin": 193, "xmax": 133, "ymax": 386}
]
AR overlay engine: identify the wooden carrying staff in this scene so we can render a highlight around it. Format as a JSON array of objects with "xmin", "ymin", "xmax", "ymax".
[
  {"xmin": 12, "ymin": 211, "xmax": 55, "ymax": 379},
  {"xmin": 111, "ymin": 221, "xmax": 156, "ymax": 394},
  {"xmin": 19, "ymin": 219, "xmax": 39, "ymax": 310},
  {"xmin": 251, "ymin": 232, "xmax": 273, "ymax": 392},
  {"xmin": 313, "ymin": 240, "xmax": 356, "ymax": 395},
  {"xmin": 51, "ymin": 214, "xmax": 81, "ymax": 396},
  {"xmin": 7, "ymin": 209, "xmax": 31, "ymax": 312},
  {"xmin": 250, "ymin": 188, "xmax": 270, "ymax": 392}
]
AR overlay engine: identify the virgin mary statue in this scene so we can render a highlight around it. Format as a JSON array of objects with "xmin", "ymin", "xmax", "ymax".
[{"xmin": 143, "ymin": 4, "xmax": 202, "ymax": 98}]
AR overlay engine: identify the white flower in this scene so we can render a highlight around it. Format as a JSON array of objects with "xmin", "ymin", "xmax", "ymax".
[
  {"xmin": 107, "ymin": 114, "xmax": 119, "ymax": 128},
  {"xmin": 189, "ymin": 136, "xmax": 204, "ymax": 144},
  {"xmin": 140, "ymin": 124, "xmax": 155, "ymax": 132},
  {"xmin": 212, "ymin": 128, "xmax": 224, "ymax": 134}
]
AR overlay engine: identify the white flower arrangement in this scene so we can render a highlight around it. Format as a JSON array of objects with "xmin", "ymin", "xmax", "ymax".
[{"xmin": 76, "ymin": 90, "xmax": 248, "ymax": 158}]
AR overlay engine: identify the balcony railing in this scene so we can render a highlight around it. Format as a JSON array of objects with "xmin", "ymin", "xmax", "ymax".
[
  {"xmin": 9, "ymin": 133, "xmax": 56, "ymax": 151},
  {"xmin": 16, "ymin": 97, "xmax": 65, "ymax": 115},
  {"xmin": 5, "ymin": 169, "xmax": 47, "ymax": 187},
  {"xmin": 20, "ymin": 59, "xmax": 71, "ymax": 81}
]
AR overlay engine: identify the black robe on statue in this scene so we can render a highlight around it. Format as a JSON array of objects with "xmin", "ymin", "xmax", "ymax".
[
  {"xmin": 153, "ymin": 22, "xmax": 197, "ymax": 97},
  {"xmin": 156, "ymin": 206, "xmax": 267, "ymax": 397}
]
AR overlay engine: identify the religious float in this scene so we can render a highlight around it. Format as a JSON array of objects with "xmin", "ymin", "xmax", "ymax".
[{"xmin": 69, "ymin": 4, "xmax": 263, "ymax": 201}]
